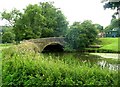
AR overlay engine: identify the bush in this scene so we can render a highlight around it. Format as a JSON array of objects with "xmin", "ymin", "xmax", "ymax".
[
  {"xmin": 2, "ymin": 44, "xmax": 119, "ymax": 86},
  {"xmin": 65, "ymin": 20, "xmax": 98, "ymax": 51},
  {"xmin": 2, "ymin": 42, "xmax": 39, "ymax": 58},
  {"xmin": 2, "ymin": 32, "xmax": 15, "ymax": 43}
]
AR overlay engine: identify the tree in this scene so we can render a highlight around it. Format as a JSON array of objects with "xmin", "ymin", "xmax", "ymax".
[
  {"xmin": 13, "ymin": 4, "xmax": 44, "ymax": 41},
  {"xmin": 101, "ymin": 0, "xmax": 120, "ymax": 18},
  {"xmin": 1, "ymin": 2, "xmax": 68, "ymax": 41},
  {"xmin": 65, "ymin": 22, "xmax": 84, "ymax": 50},
  {"xmin": 65, "ymin": 20, "xmax": 98, "ymax": 50},
  {"xmin": 1, "ymin": 9, "xmax": 21, "ymax": 42},
  {"xmin": 111, "ymin": 18, "xmax": 120, "ymax": 29},
  {"xmin": 0, "ymin": 26, "xmax": 15, "ymax": 43},
  {"xmin": 2, "ymin": 26, "xmax": 13, "ymax": 34},
  {"xmin": 94, "ymin": 24, "xmax": 103, "ymax": 32},
  {"xmin": 80, "ymin": 20, "xmax": 98, "ymax": 44},
  {"xmin": 104, "ymin": 25, "xmax": 113, "ymax": 33},
  {"xmin": 2, "ymin": 32, "xmax": 15, "ymax": 43},
  {"xmin": 102, "ymin": 0, "xmax": 120, "ymax": 37},
  {"xmin": 40, "ymin": 2, "xmax": 68, "ymax": 37},
  {"xmin": 1, "ymin": 8, "xmax": 22, "ymax": 26},
  {"xmin": 104, "ymin": 18, "xmax": 120, "ymax": 36},
  {"xmin": 13, "ymin": 2, "xmax": 68, "ymax": 41}
]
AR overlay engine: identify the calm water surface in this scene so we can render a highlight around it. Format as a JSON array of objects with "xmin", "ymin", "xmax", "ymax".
[{"xmin": 42, "ymin": 52, "xmax": 119, "ymax": 71}]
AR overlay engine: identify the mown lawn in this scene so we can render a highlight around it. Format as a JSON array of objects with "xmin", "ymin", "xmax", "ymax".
[
  {"xmin": 99, "ymin": 38, "xmax": 119, "ymax": 52},
  {"xmin": 85, "ymin": 37, "xmax": 119, "ymax": 53}
]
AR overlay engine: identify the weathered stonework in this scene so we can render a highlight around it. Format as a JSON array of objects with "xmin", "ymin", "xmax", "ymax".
[{"xmin": 23, "ymin": 37, "xmax": 65, "ymax": 52}]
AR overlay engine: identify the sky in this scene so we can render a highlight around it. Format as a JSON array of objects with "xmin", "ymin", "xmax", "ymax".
[{"xmin": 0, "ymin": 0, "xmax": 116, "ymax": 27}]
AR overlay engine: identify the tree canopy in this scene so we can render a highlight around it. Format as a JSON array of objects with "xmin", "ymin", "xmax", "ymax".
[
  {"xmin": 104, "ymin": 18, "xmax": 120, "ymax": 36},
  {"xmin": 13, "ymin": 4, "xmax": 44, "ymax": 41},
  {"xmin": 94, "ymin": 24, "xmax": 103, "ymax": 32},
  {"xmin": 1, "ymin": 8, "xmax": 22, "ymax": 26},
  {"xmin": 102, "ymin": 0, "xmax": 120, "ymax": 36},
  {"xmin": 1, "ymin": 2, "xmax": 68, "ymax": 41},
  {"xmin": 102, "ymin": 0, "xmax": 120, "ymax": 18},
  {"xmin": 65, "ymin": 20, "xmax": 98, "ymax": 50},
  {"xmin": 2, "ymin": 31, "xmax": 15, "ymax": 43},
  {"xmin": 40, "ymin": 2, "xmax": 68, "ymax": 37},
  {"xmin": 102, "ymin": 1, "xmax": 120, "ymax": 9}
]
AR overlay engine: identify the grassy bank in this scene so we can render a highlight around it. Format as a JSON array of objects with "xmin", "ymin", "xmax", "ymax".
[
  {"xmin": 2, "ymin": 42, "xmax": 119, "ymax": 86},
  {"xmin": 86, "ymin": 38, "xmax": 119, "ymax": 53},
  {"xmin": 0, "ymin": 44, "xmax": 13, "ymax": 51},
  {"xmin": 99, "ymin": 38, "xmax": 119, "ymax": 52}
]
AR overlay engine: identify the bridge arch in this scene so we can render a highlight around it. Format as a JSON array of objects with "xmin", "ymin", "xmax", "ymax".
[
  {"xmin": 25, "ymin": 37, "xmax": 65, "ymax": 52},
  {"xmin": 42, "ymin": 42, "xmax": 64, "ymax": 52}
]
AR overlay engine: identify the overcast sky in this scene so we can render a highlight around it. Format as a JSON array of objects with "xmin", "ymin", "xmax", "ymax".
[{"xmin": 0, "ymin": 0, "xmax": 116, "ymax": 27}]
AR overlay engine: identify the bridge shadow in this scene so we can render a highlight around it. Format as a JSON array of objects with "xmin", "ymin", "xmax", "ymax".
[{"xmin": 42, "ymin": 44, "xmax": 64, "ymax": 53}]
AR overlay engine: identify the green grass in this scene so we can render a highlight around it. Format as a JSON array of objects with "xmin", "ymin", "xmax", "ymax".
[
  {"xmin": 2, "ymin": 43, "xmax": 119, "ymax": 86},
  {"xmin": 0, "ymin": 44, "xmax": 13, "ymax": 51},
  {"xmin": 85, "ymin": 38, "xmax": 119, "ymax": 53},
  {"xmin": 99, "ymin": 38, "xmax": 119, "ymax": 52}
]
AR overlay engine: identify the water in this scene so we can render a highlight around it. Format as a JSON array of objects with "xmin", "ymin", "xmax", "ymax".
[{"xmin": 42, "ymin": 52, "xmax": 119, "ymax": 71}]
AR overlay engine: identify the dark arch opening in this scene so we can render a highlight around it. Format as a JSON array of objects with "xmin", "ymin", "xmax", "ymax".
[{"xmin": 42, "ymin": 44, "xmax": 64, "ymax": 53}]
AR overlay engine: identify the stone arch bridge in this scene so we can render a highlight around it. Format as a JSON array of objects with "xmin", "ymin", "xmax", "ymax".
[{"xmin": 25, "ymin": 37, "xmax": 65, "ymax": 52}]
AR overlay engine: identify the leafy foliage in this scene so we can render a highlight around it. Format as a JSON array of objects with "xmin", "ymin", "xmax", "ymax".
[
  {"xmin": 40, "ymin": 2, "xmax": 68, "ymax": 37},
  {"xmin": 1, "ymin": 26, "xmax": 15, "ymax": 43},
  {"xmin": 111, "ymin": 18, "xmax": 120, "ymax": 28},
  {"xmin": 2, "ymin": 32, "xmax": 15, "ymax": 43},
  {"xmin": 103, "ymin": 1, "xmax": 120, "ymax": 9},
  {"xmin": 65, "ymin": 20, "xmax": 98, "ymax": 50},
  {"xmin": 102, "ymin": 0, "xmax": 120, "ymax": 18},
  {"xmin": 1, "ymin": 8, "xmax": 22, "ymax": 26},
  {"xmin": 1, "ymin": 2, "xmax": 68, "ymax": 41},
  {"xmin": 104, "ymin": 18, "xmax": 120, "ymax": 37},
  {"xmin": 0, "ymin": 26, "xmax": 14, "ymax": 43},
  {"xmin": 94, "ymin": 24, "xmax": 103, "ymax": 32},
  {"xmin": 13, "ymin": 4, "xmax": 44, "ymax": 41},
  {"xmin": 2, "ymin": 44, "xmax": 118, "ymax": 86},
  {"xmin": 104, "ymin": 25, "xmax": 113, "ymax": 33}
]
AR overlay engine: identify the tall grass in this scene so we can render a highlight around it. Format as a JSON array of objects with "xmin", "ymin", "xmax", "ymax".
[
  {"xmin": 0, "ymin": 52, "xmax": 2, "ymax": 87},
  {"xmin": 0, "ymin": 44, "xmax": 13, "ymax": 51},
  {"xmin": 2, "ymin": 42, "xmax": 119, "ymax": 86}
]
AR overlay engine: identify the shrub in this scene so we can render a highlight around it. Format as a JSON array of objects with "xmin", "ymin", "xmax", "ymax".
[
  {"xmin": 2, "ymin": 45, "xmax": 118, "ymax": 86},
  {"xmin": 2, "ymin": 32, "xmax": 15, "ymax": 43},
  {"xmin": 2, "ymin": 42, "xmax": 39, "ymax": 58}
]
